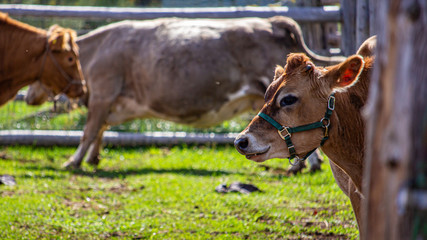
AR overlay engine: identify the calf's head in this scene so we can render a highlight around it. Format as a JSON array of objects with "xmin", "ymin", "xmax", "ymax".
[
  {"xmin": 234, "ymin": 53, "xmax": 365, "ymax": 162},
  {"xmin": 40, "ymin": 25, "xmax": 86, "ymax": 98}
]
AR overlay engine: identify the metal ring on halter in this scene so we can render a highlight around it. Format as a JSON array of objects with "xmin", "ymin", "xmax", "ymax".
[
  {"xmin": 289, "ymin": 157, "xmax": 301, "ymax": 166},
  {"xmin": 320, "ymin": 117, "xmax": 330, "ymax": 128}
]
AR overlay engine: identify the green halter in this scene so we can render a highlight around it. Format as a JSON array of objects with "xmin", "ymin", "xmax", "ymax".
[{"xmin": 258, "ymin": 93, "xmax": 335, "ymax": 166}]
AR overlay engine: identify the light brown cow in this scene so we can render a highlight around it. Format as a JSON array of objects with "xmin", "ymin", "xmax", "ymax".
[
  {"xmin": 234, "ymin": 36, "xmax": 376, "ymax": 234},
  {"xmin": 24, "ymin": 16, "xmax": 344, "ymax": 168},
  {"xmin": 0, "ymin": 12, "xmax": 85, "ymax": 106}
]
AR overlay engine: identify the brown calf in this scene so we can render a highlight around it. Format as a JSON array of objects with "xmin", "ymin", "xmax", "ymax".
[{"xmin": 235, "ymin": 37, "xmax": 376, "ymax": 234}]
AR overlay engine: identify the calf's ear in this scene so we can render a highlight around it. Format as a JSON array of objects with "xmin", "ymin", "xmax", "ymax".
[
  {"xmin": 274, "ymin": 65, "xmax": 285, "ymax": 80},
  {"xmin": 264, "ymin": 66, "xmax": 285, "ymax": 102},
  {"xmin": 326, "ymin": 55, "xmax": 365, "ymax": 91}
]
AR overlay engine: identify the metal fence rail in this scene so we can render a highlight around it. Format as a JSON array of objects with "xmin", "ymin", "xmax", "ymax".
[
  {"xmin": 0, "ymin": 130, "xmax": 238, "ymax": 147},
  {"xmin": 0, "ymin": 4, "xmax": 341, "ymax": 22}
]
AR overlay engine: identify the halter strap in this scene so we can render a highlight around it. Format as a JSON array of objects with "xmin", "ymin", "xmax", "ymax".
[{"xmin": 258, "ymin": 93, "xmax": 335, "ymax": 165}]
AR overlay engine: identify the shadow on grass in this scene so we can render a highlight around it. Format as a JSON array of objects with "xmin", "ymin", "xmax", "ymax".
[
  {"xmin": 13, "ymin": 165, "xmax": 66, "ymax": 180},
  {"xmin": 74, "ymin": 167, "xmax": 237, "ymax": 178},
  {"xmin": 19, "ymin": 165, "xmax": 240, "ymax": 179}
]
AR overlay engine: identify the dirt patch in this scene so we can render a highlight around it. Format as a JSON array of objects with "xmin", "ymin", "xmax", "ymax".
[
  {"xmin": 63, "ymin": 197, "xmax": 108, "ymax": 211},
  {"xmin": 62, "ymin": 197, "xmax": 111, "ymax": 218},
  {"xmin": 289, "ymin": 230, "xmax": 349, "ymax": 240},
  {"xmin": 285, "ymin": 219, "xmax": 330, "ymax": 228},
  {"xmin": 1, "ymin": 190, "xmax": 16, "ymax": 197},
  {"xmin": 66, "ymin": 182, "xmax": 145, "ymax": 194},
  {"xmin": 291, "ymin": 205, "xmax": 343, "ymax": 218},
  {"xmin": 99, "ymin": 231, "xmax": 129, "ymax": 239},
  {"xmin": 209, "ymin": 231, "xmax": 250, "ymax": 239}
]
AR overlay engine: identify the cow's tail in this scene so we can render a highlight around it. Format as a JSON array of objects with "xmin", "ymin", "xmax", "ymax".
[
  {"xmin": 296, "ymin": 34, "xmax": 346, "ymax": 65},
  {"xmin": 271, "ymin": 16, "xmax": 346, "ymax": 65}
]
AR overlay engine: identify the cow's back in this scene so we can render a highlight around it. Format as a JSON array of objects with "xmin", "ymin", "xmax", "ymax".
[{"xmin": 77, "ymin": 18, "xmax": 297, "ymax": 127}]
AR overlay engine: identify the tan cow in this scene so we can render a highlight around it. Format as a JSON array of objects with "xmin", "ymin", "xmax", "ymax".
[
  {"xmin": 23, "ymin": 16, "xmax": 344, "ymax": 168},
  {"xmin": 0, "ymin": 12, "xmax": 85, "ymax": 106},
  {"xmin": 234, "ymin": 36, "xmax": 376, "ymax": 234}
]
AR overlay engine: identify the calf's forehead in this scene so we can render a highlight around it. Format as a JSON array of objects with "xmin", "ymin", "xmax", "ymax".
[{"xmin": 264, "ymin": 53, "xmax": 329, "ymax": 103}]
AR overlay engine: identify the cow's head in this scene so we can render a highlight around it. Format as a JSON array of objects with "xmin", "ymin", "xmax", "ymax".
[
  {"xmin": 25, "ymin": 81, "xmax": 49, "ymax": 106},
  {"xmin": 39, "ymin": 25, "xmax": 86, "ymax": 98},
  {"xmin": 234, "ymin": 53, "xmax": 364, "ymax": 162}
]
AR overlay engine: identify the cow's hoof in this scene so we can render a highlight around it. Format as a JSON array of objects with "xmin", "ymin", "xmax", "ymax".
[
  {"xmin": 309, "ymin": 163, "xmax": 322, "ymax": 172},
  {"xmin": 62, "ymin": 159, "xmax": 81, "ymax": 169},
  {"xmin": 287, "ymin": 161, "xmax": 306, "ymax": 175},
  {"xmin": 86, "ymin": 156, "xmax": 100, "ymax": 167}
]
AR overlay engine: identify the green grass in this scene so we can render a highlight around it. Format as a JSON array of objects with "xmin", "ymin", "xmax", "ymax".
[{"xmin": 0, "ymin": 145, "xmax": 358, "ymax": 239}]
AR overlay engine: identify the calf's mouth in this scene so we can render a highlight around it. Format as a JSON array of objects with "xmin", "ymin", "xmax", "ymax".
[{"xmin": 244, "ymin": 147, "xmax": 270, "ymax": 162}]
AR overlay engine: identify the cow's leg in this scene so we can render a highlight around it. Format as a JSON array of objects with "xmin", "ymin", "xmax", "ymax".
[
  {"xmin": 85, "ymin": 126, "xmax": 108, "ymax": 167},
  {"xmin": 287, "ymin": 150, "xmax": 323, "ymax": 174},
  {"xmin": 307, "ymin": 149, "xmax": 323, "ymax": 172},
  {"xmin": 329, "ymin": 160, "xmax": 363, "ymax": 233},
  {"xmin": 287, "ymin": 160, "xmax": 306, "ymax": 174},
  {"xmin": 63, "ymin": 99, "xmax": 112, "ymax": 169}
]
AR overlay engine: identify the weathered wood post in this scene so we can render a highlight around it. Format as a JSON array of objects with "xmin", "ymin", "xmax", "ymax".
[
  {"xmin": 356, "ymin": 0, "xmax": 370, "ymax": 48},
  {"xmin": 340, "ymin": 0, "xmax": 356, "ymax": 55},
  {"xmin": 368, "ymin": 0, "xmax": 377, "ymax": 36},
  {"xmin": 362, "ymin": 0, "xmax": 427, "ymax": 239},
  {"xmin": 297, "ymin": 0, "xmax": 327, "ymax": 55}
]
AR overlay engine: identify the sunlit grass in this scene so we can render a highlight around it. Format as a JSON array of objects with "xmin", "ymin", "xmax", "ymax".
[{"xmin": 0, "ymin": 145, "xmax": 358, "ymax": 239}]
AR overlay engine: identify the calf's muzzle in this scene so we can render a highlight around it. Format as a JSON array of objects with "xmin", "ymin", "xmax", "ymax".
[{"xmin": 234, "ymin": 135, "xmax": 249, "ymax": 154}]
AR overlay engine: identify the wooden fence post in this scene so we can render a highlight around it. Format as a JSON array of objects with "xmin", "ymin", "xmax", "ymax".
[
  {"xmin": 356, "ymin": 0, "xmax": 370, "ymax": 48},
  {"xmin": 297, "ymin": 0, "xmax": 327, "ymax": 55},
  {"xmin": 362, "ymin": 0, "xmax": 427, "ymax": 239},
  {"xmin": 340, "ymin": 0, "xmax": 356, "ymax": 55},
  {"xmin": 368, "ymin": 0, "xmax": 377, "ymax": 36}
]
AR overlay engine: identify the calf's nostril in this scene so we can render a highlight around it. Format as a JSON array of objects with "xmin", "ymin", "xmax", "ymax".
[{"xmin": 234, "ymin": 137, "xmax": 249, "ymax": 150}]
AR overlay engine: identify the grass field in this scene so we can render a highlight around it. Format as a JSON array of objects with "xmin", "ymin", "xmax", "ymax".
[
  {"xmin": 0, "ymin": 100, "xmax": 358, "ymax": 239},
  {"xmin": 0, "ymin": 145, "xmax": 358, "ymax": 239}
]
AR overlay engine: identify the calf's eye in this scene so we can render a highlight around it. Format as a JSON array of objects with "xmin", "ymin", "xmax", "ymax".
[{"xmin": 280, "ymin": 95, "xmax": 298, "ymax": 107}]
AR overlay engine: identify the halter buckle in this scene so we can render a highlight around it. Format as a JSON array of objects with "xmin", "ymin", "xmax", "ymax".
[
  {"xmin": 328, "ymin": 95, "xmax": 336, "ymax": 110},
  {"xmin": 278, "ymin": 127, "xmax": 291, "ymax": 140}
]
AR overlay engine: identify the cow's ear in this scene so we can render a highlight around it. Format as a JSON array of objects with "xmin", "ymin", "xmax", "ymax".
[
  {"xmin": 325, "ymin": 55, "xmax": 365, "ymax": 91},
  {"xmin": 274, "ymin": 65, "xmax": 285, "ymax": 80},
  {"xmin": 264, "ymin": 66, "xmax": 285, "ymax": 102},
  {"xmin": 47, "ymin": 25, "xmax": 74, "ymax": 51}
]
